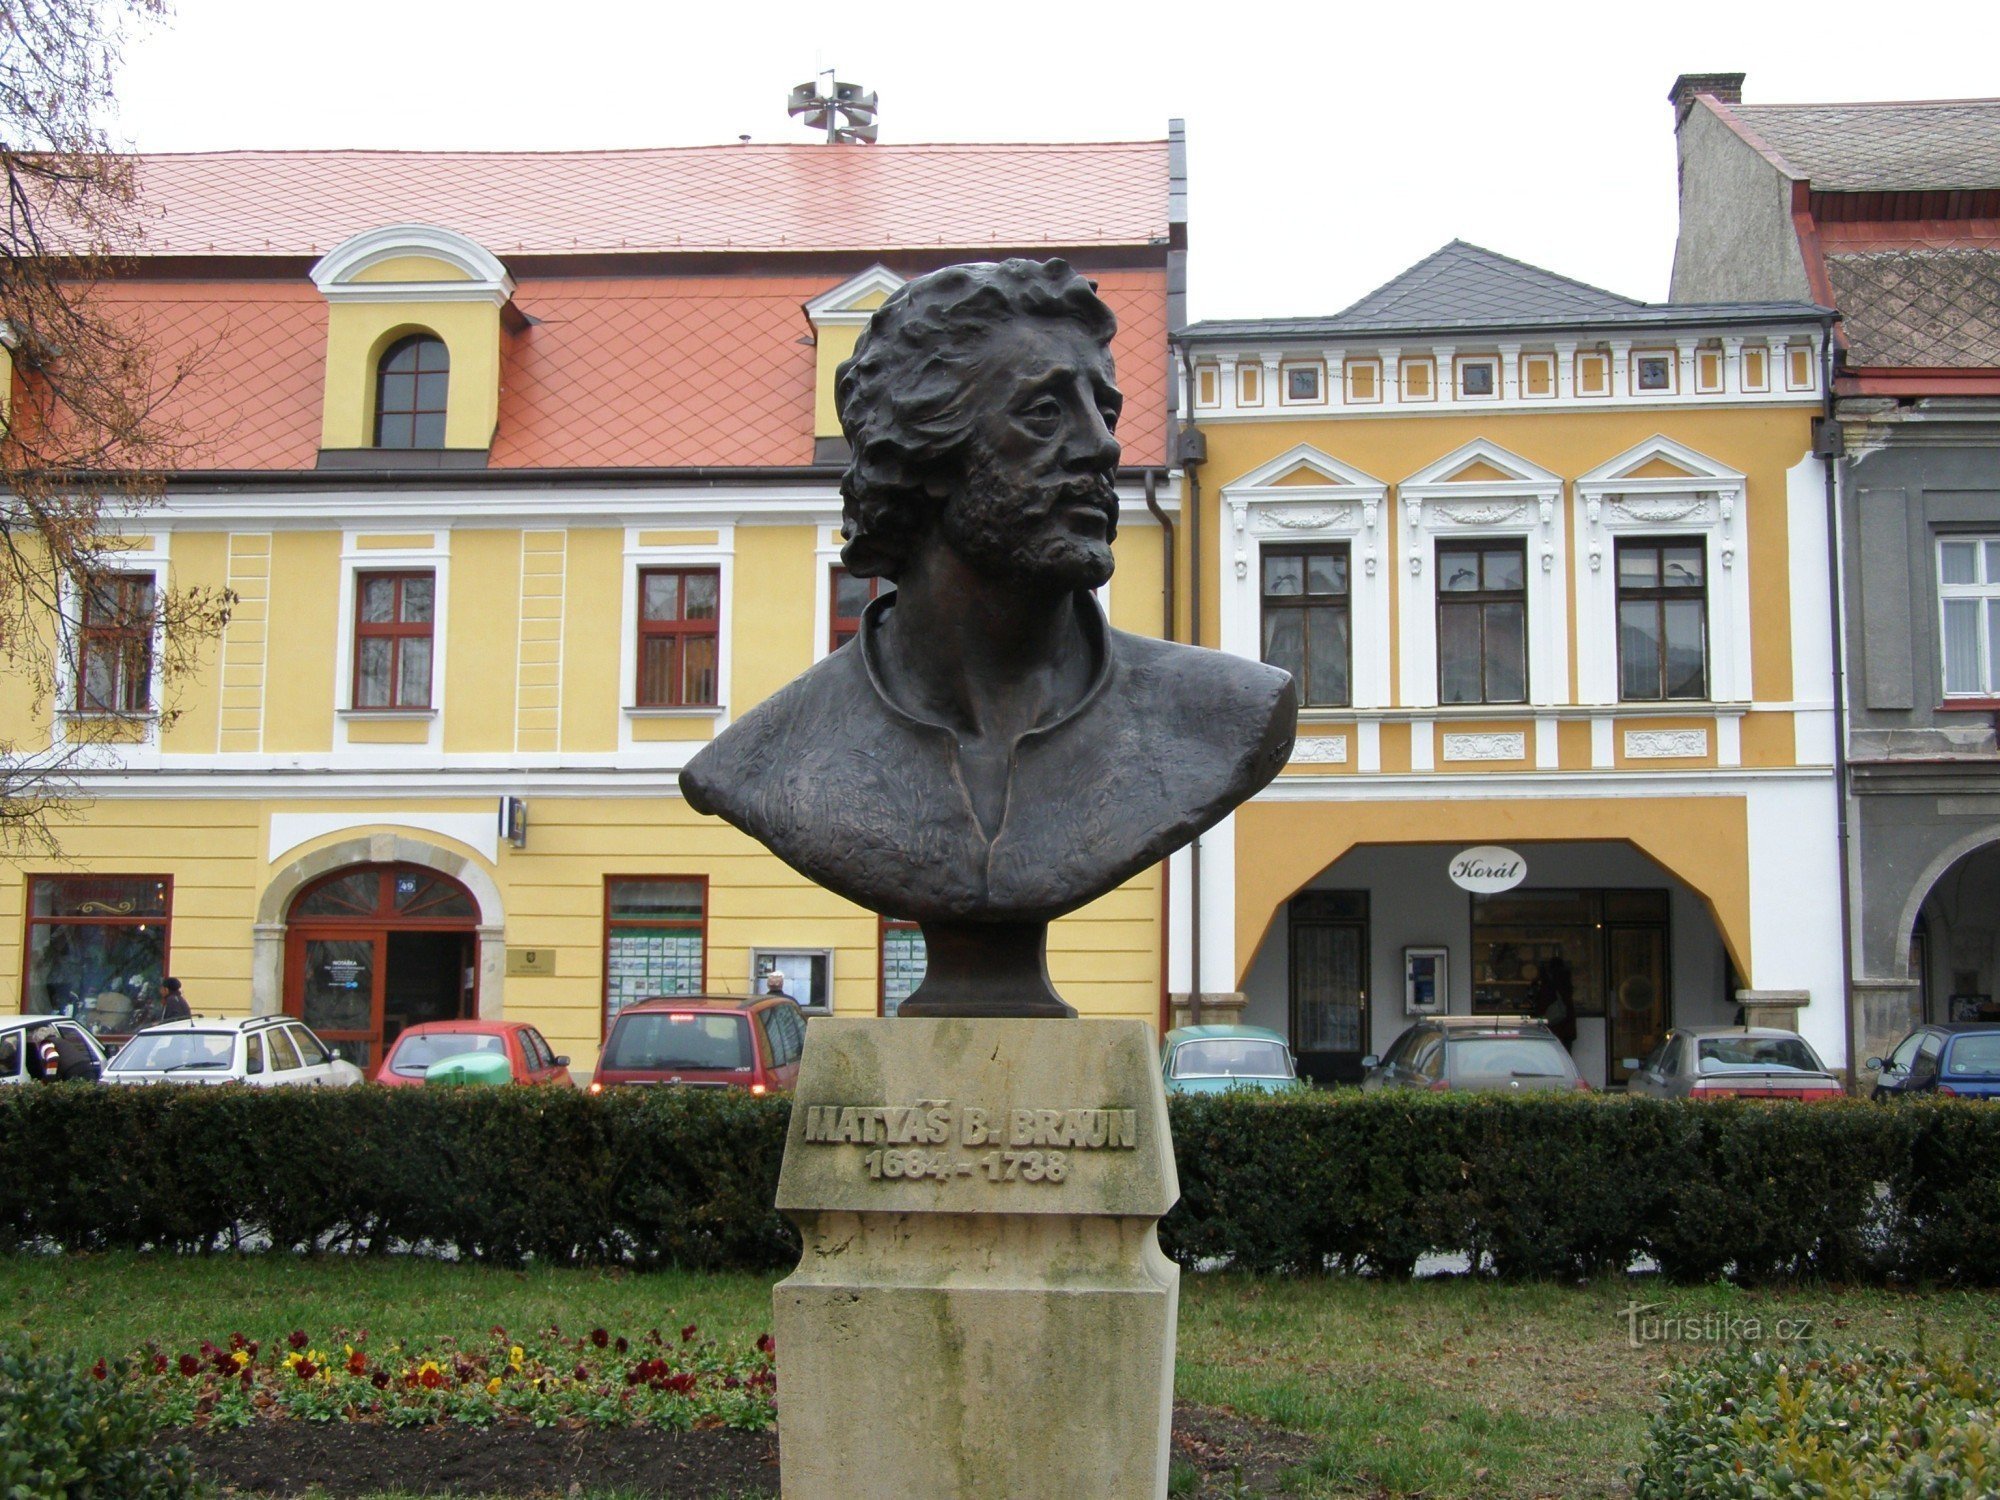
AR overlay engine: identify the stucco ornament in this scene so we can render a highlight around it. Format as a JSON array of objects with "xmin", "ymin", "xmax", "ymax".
[{"xmin": 682, "ymin": 260, "xmax": 1297, "ymax": 1017}]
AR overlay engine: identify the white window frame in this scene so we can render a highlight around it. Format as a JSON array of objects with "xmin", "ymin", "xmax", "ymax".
[
  {"xmin": 52, "ymin": 534, "xmax": 170, "ymax": 761},
  {"xmin": 1219, "ymin": 444, "xmax": 1392, "ymax": 713},
  {"xmin": 1398, "ymin": 440, "xmax": 1567, "ymax": 709},
  {"xmin": 1574, "ymin": 437, "xmax": 1749, "ymax": 706},
  {"xmin": 1936, "ymin": 535, "xmax": 2000, "ymax": 698},
  {"xmin": 619, "ymin": 525, "xmax": 734, "ymax": 750},
  {"xmin": 334, "ymin": 532, "xmax": 449, "ymax": 757}
]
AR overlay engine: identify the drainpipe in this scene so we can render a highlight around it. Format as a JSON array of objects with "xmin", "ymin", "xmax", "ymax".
[
  {"xmin": 1174, "ymin": 339, "xmax": 1208, "ymax": 1027},
  {"xmin": 1145, "ymin": 468, "xmax": 1178, "ymax": 1035},
  {"xmin": 1818, "ymin": 318, "xmax": 1859, "ymax": 1088}
]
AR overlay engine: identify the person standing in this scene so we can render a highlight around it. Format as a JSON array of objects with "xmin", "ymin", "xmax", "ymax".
[{"xmin": 159, "ymin": 977, "xmax": 191, "ymax": 1022}]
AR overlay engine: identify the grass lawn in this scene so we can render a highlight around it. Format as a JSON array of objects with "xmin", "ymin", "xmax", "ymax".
[{"xmin": 4, "ymin": 1254, "xmax": 1998, "ymax": 1498}]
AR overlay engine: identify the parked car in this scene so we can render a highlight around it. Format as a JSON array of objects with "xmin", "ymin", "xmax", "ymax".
[
  {"xmin": 1361, "ymin": 1015, "xmax": 1588, "ymax": 1094},
  {"xmin": 589, "ymin": 996, "xmax": 804, "ymax": 1095},
  {"xmin": 1625, "ymin": 1026, "xmax": 1844, "ymax": 1101},
  {"xmin": 1160, "ymin": 1025, "xmax": 1301, "ymax": 1094},
  {"xmin": 0, "ymin": 1015, "xmax": 108, "ymax": 1084},
  {"xmin": 1870, "ymin": 1022, "xmax": 2000, "ymax": 1101},
  {"xmin": 374, "ymin": 1020, "xmax": 573, "ymax": 1088},
  {"xmin": 103, "ymin": 1016, "xmax": 364, "ymax": 1088}
]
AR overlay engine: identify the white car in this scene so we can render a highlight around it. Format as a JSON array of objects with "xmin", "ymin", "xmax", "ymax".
[
  {"xmin": 0, "ymin": 1015, "xmax": 109, "ymax": 1083},
  {"xmin": 103, "ymin": 1016, "xmax": 364, "ymax": 1088}
]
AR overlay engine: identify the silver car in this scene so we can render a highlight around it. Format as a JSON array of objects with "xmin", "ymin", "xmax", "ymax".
[{"xmin": 1624, "ymin": 1027, "xmax": 1843, "ymax": 1101}]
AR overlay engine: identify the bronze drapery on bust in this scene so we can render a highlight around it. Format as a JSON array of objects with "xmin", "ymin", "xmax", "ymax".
[{"xmin": 682, "ymin": 259, "xmax": 1296, "ymax": 1017}]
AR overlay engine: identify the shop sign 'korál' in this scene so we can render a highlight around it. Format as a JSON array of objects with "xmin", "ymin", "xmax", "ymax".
[{"xmin": 1449, "ymin": 845, "xmax": 1527, "ymax": 894}]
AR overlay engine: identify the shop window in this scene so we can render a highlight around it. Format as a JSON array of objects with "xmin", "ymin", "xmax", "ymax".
[
  {"xmin": 1260, "ymin": 544, "xmax": 1350, "ymax": 708},
  {"xmin": 880, "ymin": 918, "xmax": 927, "ymax": 1017},
  {"xmin": 603, "ymin": 877, "xmax": 705, "ymax": 1031},
  {"xmin": 1617, "ymin": 539, "xmax": 1708, "ymax": 700},
  {"xmin": 829, "ymin": 565, "xmax": 881, "ymax": 652},
  {"xmin": 75, "ymin": 573, "xmax": 155, "ymax": 713},
  {"xmin": 1436, "ymin": 539, "xmax": 1527, "ymax": 704},
  {"xmin": 374, "ymin": 334, "xmax": 449, "ymax": 449},
  {"xmin": 1937, "ymin": 538, "xmax": 2000, "ymax": 696},
  {"xmin": 22, "ymin": 875, "xmax": 171, "ymax": 1038},
  {"xmin": 352, "ymin": 571, "xmax": 435, "ymax": 710},
  {"xmin": 636, "ymin": 567, "xmax": 720, "ymax": 706}
]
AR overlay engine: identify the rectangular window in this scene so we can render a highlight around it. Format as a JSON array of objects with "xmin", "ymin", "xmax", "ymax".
[
  {"xmin": 23, "ymin": 875, "xmax": 172, "ymax": 1040},
  {"xmin": 1401, "ymin": 358, "xmax": 1434, "ymax": 400},
  {"xmin": 1635, "ymin": 353, "xmax": 1674, "ymax": 392},
  {"xmin": 1436, "ymin": 540, "xmax": 1527, "ymax": 704},
  {"xmin": 1457, "ymin": 359, "xmax": 1497, "ymax": 398},
  {"xmin": 603, "ymin": 877, "xmax": 706, "ymax": 1031},
  {"xmin": 1283, "ymin": 364, "xmax": 1321, "ymax": 402},
  {"xmin": 1345, "ymin": 359, "xmax": 1380, "ymax": 403},
  {"xmin": 1741, "ymin": 347, "xmax": 1769, "ymax": 391},
  {"xmin": 1576, "ymin": 351, "xmax": 1610, "ymax": 396},
  {"xmin": 352, "ymin": 570, "xmax": 435, "ymax": 710},
  {"xmin": 829, "ymin": 565, "xmax": 881, "ymax": 653},
  {"xmin": 1260, "ymin": 544, "xmax": 1351, "ymax": 708},
  {"xmin": 880, "ymin": 919, "xmax": 927, "ymax": 1018},
  {"xmin": 1521, "ymin": 353, "xmax": 1555, "ymax": 398},
  {"xmin": 1617, "ymin": 539, "xmax": 1708, "ymax": 700},
  {"xmin": 76, "ymin": 574, "xmax": 155, "ymax": 713},
  {"xmin": 637, "ymin": 567, "xmax": 720, "ymax": 706},
  {"xmin": 1937, "ymin": 537, "xmax": 2000, "ymax": 696}
]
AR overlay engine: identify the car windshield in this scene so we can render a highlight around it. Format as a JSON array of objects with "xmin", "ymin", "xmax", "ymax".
[
  {"xmin": 602, "ymin": 1013, "xmax": 751, "ymax": 1072},
  {"xmin": 1698, "ymin": 1036, "xmax": 1824, "ymax": 1074},
  {"xmin": 1450, "ymin": 1037, "xmax": 1573, "ymax": 1080},
  {"xmin": 109, "ymin": 1031, "xmax": 234, "ymax": 1072},
  {"xmin": 1171, "ymin": 1039, "xmax": 1293, "ymax": 1079},
  {"xmin": 1947, "ymin": 1035, "xmax": 2000, "ymax": 1075},
  {"xmin": 390, "ymin": 1032, "xmax": 506, "ymax": 1077}
]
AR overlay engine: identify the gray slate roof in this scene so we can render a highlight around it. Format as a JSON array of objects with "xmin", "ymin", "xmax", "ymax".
[
  {"xmin": 1731, "ymin": 101, "xmax": 2000, "ymax": 192},
  {"xmin": 1826, "ymin": 249, "xmax": 2000, "ymax": 368},
  {"xmin": 1185, "ymin": 241, "xmax": 1826, "ymax": 343}
]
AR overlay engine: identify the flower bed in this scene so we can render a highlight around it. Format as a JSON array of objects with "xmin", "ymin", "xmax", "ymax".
[{"xmin": 117, "ymin": 1322, "xmax": 776, "ymax": 1434}]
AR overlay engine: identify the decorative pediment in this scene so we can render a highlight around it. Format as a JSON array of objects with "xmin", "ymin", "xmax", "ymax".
[
  {"xmin": 1225, "ymin": 443, "xmax": 1386, "ymax": 494},
  {"xmin": 310, "ymin": 224, "xmax": 513, "ymax": 306},
  {"xmin": 1576, "ymin": 435, "xmax": 1743, "ymax": 491},
  {"xmin": 1402, "ymin": 438, "xmax": 1560, "ymax": 492},
  {"xmin": 805, "ymin": 265, "xmax": 906, "ymax": 325}
]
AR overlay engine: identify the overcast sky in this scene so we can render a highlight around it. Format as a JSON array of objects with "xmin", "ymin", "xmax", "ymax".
[{"xmin": 108, "ymin": 0, "xmax": 1996, "ymax": 322}]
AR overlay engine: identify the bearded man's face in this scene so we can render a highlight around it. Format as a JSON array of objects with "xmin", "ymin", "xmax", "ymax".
[{"xmin": 935, "ymin": 317, "xmax": 1122, "ymax": 591}]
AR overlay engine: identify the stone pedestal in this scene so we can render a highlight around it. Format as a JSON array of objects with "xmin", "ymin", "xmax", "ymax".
[{"xmin": 774, "ymin": 1017, "xmax": 1179, "ymax": 1499}]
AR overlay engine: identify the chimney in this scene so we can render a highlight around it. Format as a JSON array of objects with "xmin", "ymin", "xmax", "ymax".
[{"xmin": 1668, "ymin": 72, "xmax": 1745, "ymax": 128}]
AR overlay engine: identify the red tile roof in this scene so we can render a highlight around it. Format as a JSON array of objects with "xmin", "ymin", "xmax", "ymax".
[
  {"xmin": 126, "ymin": 142, "xmax": 1171, "ymax": 258},
  {"xmin": 107, "ymin": 268, "xmax": 1169, "ymax": 471}
]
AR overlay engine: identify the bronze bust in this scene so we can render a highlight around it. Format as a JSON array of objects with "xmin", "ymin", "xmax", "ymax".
[{"xmin": 682, "ymin": 259, "xmax": 1295, "ymax": 1016}]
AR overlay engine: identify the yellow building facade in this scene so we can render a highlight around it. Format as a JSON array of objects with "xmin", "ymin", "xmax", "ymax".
[
  {"xmin": 1, "ymin": 141, "xmax": 1186, "ymax": 1075},
  {"xmin": 1173, "ymin": 243, "xmax": 1847, "ymax": 1085}
]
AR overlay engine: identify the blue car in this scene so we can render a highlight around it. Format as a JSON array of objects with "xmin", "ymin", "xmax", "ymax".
[
  {"xmin": 1160, "ymin": 1025, "xmax": 1301, "ymax": 1095},
  {"xmin": 1870, "ymin": 1023, "xmax": 2000, "ymax": 1101}
]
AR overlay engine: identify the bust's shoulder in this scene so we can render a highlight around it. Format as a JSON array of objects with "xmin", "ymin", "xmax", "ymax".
[
  {"xmin": 1105, "ymin": 628, "xmax": 1297, "ymax": 723},
  {"xmin": 680, "ymin": 645, "xmax": 870, "ymax": 815}
]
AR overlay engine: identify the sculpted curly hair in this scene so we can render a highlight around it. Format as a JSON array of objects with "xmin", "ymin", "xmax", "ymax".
[{"xmin": 835, "ymin": 258, "xmax": 1119, "ymax": 580}]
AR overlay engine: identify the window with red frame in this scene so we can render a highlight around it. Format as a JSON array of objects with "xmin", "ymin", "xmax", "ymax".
[
  {"xmin": 374, "ymin": 334, "xmax": 449, "ymax": 449},
  {"xmin": 829, "ymin": 565, "xmax": 882, "ymax": 652},
  {"xmin": 76, "ymin": 574, "xmax": 155, "ymax": 713},
  {"xmin": 353, "ymin": 571, "xmax": 435, "ymax": 710},
  {"xmin": 880, "ymin": 918, "xmax": 927, "ymax": 1017},
  {"xmin": 637, "ymin": 568, "xmax": 719, "ymax": 706}
]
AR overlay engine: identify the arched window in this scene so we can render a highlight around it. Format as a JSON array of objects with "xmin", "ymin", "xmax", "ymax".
[{"xmin": 374, "ymin": 334, "xmax": 449, "ymax": 448}]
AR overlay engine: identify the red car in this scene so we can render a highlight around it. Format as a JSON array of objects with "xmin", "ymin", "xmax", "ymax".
[
  {"xmin": 589, "ymin": 996, "xmax": 805, "ymax": 1095},
  {"xmin": 374, "ymin": 1021, "xmax": 573, "ymax": 1088}
]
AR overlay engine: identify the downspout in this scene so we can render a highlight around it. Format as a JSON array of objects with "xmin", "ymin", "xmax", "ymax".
[
  {"xmin": 1145, "ymin": 467, "xmax": 1178, "ymax": 1036},
  {"xmin": 1175, "ymin": 338, "xmax": 1207, "ymax": 1026},
  {"xmin": 1819, "ymin": 318, "xmax": 1859, "ymax": 1088}
]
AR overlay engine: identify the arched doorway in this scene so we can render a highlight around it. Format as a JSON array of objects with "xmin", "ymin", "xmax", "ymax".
[
  {"xmin": 284, "ymin": 864, "xmax": 479, "ymax": 1068},
  {"xmin": 1908, "ymin": 840, "xmax": 2000, "ymax": 1026}
]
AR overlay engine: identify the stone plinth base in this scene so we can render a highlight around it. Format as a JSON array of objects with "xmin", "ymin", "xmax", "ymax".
[{"xmin": 774, "ymin": 1017, "xmax": 1179, "ymax": 1500}]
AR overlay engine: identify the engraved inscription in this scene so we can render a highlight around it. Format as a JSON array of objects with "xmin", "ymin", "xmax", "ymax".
[{"xmin": 801, "ymin": 1099, "xmax": 1137, "ymax": 1184}]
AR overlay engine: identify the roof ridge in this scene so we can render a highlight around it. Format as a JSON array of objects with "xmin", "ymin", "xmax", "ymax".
[
  {"xmin": 1736, "ymin": 98, "xmax": 2000, "ymax": 110},
  {"xmin": 129, "ymin": 140, "xmax": 1168, "ymax": 161},
  {"xmin": 1327, "ymin": 241, "xmax": 1467, "ymax": 321},
  {"xmin": 1440, "ymin": 239, "xmax": 1647, "ymax": 306}
]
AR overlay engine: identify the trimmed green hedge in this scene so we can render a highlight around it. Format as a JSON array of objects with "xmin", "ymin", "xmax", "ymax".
[
  {"xmin": 2, "ymin": 1085, "xmax": 1997, "ymax": 1282},
  {"xmin": 1630, "ymin": 1342, "xmax": 2000, "ymax": 1497}
]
